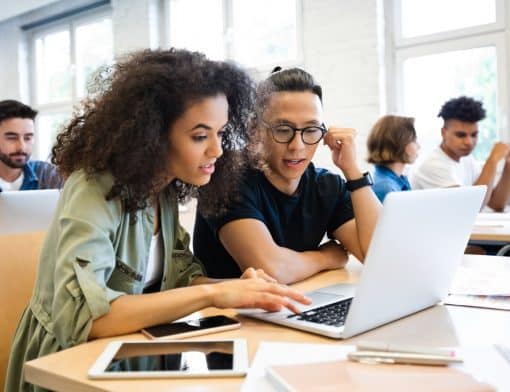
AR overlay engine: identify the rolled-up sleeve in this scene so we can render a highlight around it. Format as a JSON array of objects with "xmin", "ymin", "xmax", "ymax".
[{"xmin": 49, "ymin": 173, "xmax": 124, "ymax": 348}]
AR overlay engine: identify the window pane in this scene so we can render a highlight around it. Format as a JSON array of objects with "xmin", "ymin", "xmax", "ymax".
[
  {"xmin": 168, "ymin": 0, "xmax": 224, "ymax": 60},
  {"xmin": 402, "ymin": 46, "xmax": 498, "ymax": 162},
  {"xmin": 75, "ymin": 17, "xmax": 113, "ymax": 97},
  {"xmin": 401, "ymin": 0, "xmax": 496, "ymax": 38},
  {"xmin": 35, "ymin": 30, "xmax": 72, "ymax": 104},
  {"xmin": 231, "ymin": 0, "xmax": 297, "ymax": 66},
  {"xmin": 36, "ymin": 112, "xmax": 70, "ymax": 159}
]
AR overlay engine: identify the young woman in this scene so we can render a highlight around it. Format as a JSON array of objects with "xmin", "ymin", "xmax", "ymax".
[
  {"xmin": 5, "ymin": 50, "xmax": 309, "ymax": 391},
  {"xmin": 367, "ymin": 115, "xmax": 419, "ymax": 202},
  {"xmin": 194, "ymin": 67, "xmax": 381, "ymax": 284}
]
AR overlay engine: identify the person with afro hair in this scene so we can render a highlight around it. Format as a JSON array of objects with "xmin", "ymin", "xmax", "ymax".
[{"xmin": 411, "ymin": 96, "xmax": 510, "ymax": 211}]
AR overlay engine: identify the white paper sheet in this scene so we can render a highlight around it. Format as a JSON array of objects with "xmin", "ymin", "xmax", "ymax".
[{"xmin": 450, "ymin": 260, "xmax": 510, "ymax": 296}]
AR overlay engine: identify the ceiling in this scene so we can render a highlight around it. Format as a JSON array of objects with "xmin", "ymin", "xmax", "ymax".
[{"xmin": 0, "ymin": 0, "xmax": 60, "ymax": 23}]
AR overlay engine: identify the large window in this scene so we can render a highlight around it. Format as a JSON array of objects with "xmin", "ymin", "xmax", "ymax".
[
  {"xmin": 29, "ymin": 11, "xmax": 113, "ymax": 159},
  {"xmin": 167, "ymin": 0, "xmax": 300, "ymax": 68},
  {"xmin": 399, "ymin": 0, "xmax": 497, "ymax": 39},
  {"xmin": 392, "ymin": 0, "xmax": 508, "ymax": 162}
]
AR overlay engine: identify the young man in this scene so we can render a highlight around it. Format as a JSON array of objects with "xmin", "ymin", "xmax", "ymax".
[
  {"xmin": 0, "ymin": 100, "xmax": 62, "ymax": 192},
  {"xmin": 193, "ymin": 68, "xmax": 381, "ymax": 284},
  {"xmin": 411, "ymin": 96, "xmax": 510, "ymax": 211}
]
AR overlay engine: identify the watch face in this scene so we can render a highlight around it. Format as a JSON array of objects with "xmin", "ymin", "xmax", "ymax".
[{"xmin": 365, "ymin": 172, "xmax": 374, "ymax": 186}]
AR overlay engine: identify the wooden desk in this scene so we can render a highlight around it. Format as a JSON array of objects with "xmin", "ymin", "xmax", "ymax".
[
  {"xmin": 471, "ymin": 213, "xmax": 510, "ymax": 243},
  {"xmin": 23, "ymin": 257, "xmax": 510, "ymax": 391}
]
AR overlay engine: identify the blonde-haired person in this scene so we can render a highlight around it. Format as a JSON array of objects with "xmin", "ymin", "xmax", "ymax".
[{"xmin": 367, "ymin": 115, "xmax": 419, "ymax": 202}]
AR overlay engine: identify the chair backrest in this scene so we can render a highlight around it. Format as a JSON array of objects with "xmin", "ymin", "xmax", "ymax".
[
  {"xmin": 0, "ymin": 189, "xmax": 60, "ymax": 235},
  {"xmin": 0, "ymin": 231, "xmax": 46, "ymax": 388}
]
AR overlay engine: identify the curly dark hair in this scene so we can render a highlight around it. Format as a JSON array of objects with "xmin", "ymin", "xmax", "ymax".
[
  {"xmin": 0, "ymin": 100, "xmax": 37, "ymax": 123},
  {"xmin": 438, "ymin": 96, "xmax": 486, "ymax": 123},
  {"xmin": 52, "ymin": 48, "xmax": 255, "ymax": 217}
]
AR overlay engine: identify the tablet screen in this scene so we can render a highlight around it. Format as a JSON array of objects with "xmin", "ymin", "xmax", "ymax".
[{"xmin": 104, "ymin": 341, "xmax": 234, "ymax": 372}]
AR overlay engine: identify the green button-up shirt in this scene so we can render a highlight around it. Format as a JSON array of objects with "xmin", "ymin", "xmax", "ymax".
[{"xmin": 5, "ymin": 170, "xmax": 204, "ymax": 392}]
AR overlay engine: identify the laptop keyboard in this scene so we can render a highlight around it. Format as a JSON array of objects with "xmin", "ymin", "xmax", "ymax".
[{"xmin": 288, "ymin": 298, "xmax": 352, "ymax": 327}]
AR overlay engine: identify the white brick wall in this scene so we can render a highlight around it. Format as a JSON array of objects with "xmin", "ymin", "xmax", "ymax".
[
  {"xmin": 303, "ymin": 0, "xmax": 383, "ymax": 173},
  {"xmin": 0, "ymin": 20, "xmax": 24, "ymax": 102},
  {"xmin": 111, "ymin": 0, "xmax": 161, "ymax": 57}
]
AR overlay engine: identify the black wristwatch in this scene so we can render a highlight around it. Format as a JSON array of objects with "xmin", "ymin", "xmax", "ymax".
[{"xmin": 345, "ymin": 172, "xmax": 373, "ymax": 192}]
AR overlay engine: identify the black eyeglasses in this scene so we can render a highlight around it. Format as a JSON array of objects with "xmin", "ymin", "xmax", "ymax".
[{"xmin": 263, "ymin": 122, "xmax": 327, "ymax": 145}]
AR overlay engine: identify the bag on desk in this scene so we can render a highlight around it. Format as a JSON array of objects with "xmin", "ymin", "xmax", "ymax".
[{"xmin": 266, "ymin": 360, "xmax": 494, "ymax": 392}]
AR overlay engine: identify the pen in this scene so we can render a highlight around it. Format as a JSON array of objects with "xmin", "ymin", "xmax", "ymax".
[
  {"xmin": 356, "ymin": 341, "xmax": 457, "ymax": 357},
  {"xmin": 347, "ymin": 351, "xmax": 463, "ymax": 366}
]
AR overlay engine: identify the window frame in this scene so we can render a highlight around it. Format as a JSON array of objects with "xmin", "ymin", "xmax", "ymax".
[
  {"xmin": 165, "ymin": 0, "xmax": 304, "ymax": 72},
  {"xmin": 389, "ymin": 0, "xmax": 509, "ymax": 147},
  {"xmin": 394, "ymin": 0, "xmax": 505, "ymax": 47},
  {"xmin": 26, "ymin": 6, "xmax": 113, "ymax": 159}
]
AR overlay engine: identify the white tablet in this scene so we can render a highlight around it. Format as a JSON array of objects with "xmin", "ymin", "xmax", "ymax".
[{"xmin": 88, "ymin": 339, "xmax": 248, "ymax": 379}]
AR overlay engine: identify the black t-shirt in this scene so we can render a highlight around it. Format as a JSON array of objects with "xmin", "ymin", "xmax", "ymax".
[{"xmin": 193, "ymin": 163, "xmax": 354, "ymax": 278}]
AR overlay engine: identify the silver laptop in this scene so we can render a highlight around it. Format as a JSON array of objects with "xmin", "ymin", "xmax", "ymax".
[
  {"xmin": 0, "ymin": 189, "xmax": 60, "ymax": 235},
  {"xmin": 243, "ymin": 186, "xmax": 485, "ymax": 339}
]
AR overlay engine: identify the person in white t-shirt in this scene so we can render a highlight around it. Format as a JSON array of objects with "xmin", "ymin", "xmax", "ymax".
[{"xmin": 411, "ymin": 96, "xmax": 510, "ymax": 211}]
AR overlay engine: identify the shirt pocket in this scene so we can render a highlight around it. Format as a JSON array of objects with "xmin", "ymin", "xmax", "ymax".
[{"xmin": 107, "ymin": 257, "xmax": 144, "ymax": 294}]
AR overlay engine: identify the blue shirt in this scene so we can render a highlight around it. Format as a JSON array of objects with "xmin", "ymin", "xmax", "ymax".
[
  {"xmin": 193, "ymin": 163, "xmax": 354, "ymax": 278},
  {"xmin": 372, "ymin": 165, "xmax": 411, "ymax": 202},
  {"xmin": 0, "ymin": 160, "xmax": 63, "ymax": 192}
]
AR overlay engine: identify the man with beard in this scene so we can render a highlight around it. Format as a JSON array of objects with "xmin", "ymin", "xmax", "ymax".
[
  {"xmin": 0, "ymin": 100, "xmax": 62, "ymax": 192},
  {"xmin": 411, "ymin": 96, "xmax": 510, "ymax": 211}
]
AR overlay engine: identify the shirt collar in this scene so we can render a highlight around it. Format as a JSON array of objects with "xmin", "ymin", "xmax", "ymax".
[{"xmin": 374, "ymin": 165, "xmax": 410, "ymax": 189}]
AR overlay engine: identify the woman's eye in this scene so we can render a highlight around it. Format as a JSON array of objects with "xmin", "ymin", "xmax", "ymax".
[{"xmin": 192, "ymin": 135, "xmax": 207, "ymax": 141}]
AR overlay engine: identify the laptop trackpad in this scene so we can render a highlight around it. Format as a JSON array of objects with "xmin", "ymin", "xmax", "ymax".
[
  {"xmin": 300, "ymin": 292, "xmax": 343, "ymax": 310},
  {"xmin": 315, "ymin": 283, "xmax": 356, "ymax": 297}
]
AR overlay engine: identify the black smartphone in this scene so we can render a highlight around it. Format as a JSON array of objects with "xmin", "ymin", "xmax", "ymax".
[{"xmin": 141, "ymin": 315, "xmax": 241, "ymax": 340}]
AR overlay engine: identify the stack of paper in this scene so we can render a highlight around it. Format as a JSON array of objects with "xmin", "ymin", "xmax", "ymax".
[{"xmin": 446, "ymin": 257, "xmax": 510, "ymax": 311}]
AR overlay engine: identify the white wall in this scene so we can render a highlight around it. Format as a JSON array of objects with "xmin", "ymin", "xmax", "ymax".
[
  {"xmin": 111, "ymin": 0, "xmax": 162, "ymax": 56},
  {"xmin": 0, "ymin": 19, "xmax": 25, "ymax": 102},
  {"xmin": 0, "ymin": 0, "xmax": 385, "ymax": 170},
  {"xmin": 303, "ymin": 0, "xmax": 383, "ymax": 172}
]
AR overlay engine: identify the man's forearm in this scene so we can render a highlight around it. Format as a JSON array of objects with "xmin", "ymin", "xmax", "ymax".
[
  {"xmin": 475, "ymin": 159, "xmax": 498, "ymax": 208},
  {"xmin": 350, "ymin": 187, "xmax": 381, "ymax": 257},
  {"xmin": 488, "ymin": 162, "xmax": 510, "ymax": 211}
]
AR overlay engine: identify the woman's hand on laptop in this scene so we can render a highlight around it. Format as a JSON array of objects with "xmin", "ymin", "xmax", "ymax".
[{"xmin": 209, "ymin": 278, "xmax": 311, "ymax": 313}]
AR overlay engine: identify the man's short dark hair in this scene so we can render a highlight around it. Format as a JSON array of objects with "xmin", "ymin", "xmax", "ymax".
[
  {"xmin": 437, "ymin": 96, "xmax": 486, "ymax": 123},
  {"xmin": 0, "ymin": 100, "xmax": 38, "ymax": 123}
]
